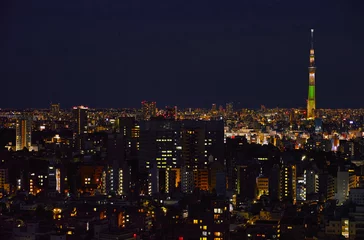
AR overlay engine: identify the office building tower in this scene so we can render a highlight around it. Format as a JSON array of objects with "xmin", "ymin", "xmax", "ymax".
[
  {"xmin": 107, "ymin": 133, "xmax": 129, "ymax": 195},
  {"xmin": 141, "ymin": 101, "xmax": 157, "ymax": 120},
  {"xmin": 181, "ymin": 120, "xmax": 224, "ymax": 193},
  {"xmin": 139, "ymin": 120, "xmax": 182, "ymax": 195},
  {"xmin": 16, "ymin": 116, "xmax": 32, "ymax": 151},
  {"xmin": 336, "ymin": 168, "xmax": 356, "ymax": 205},
  {"xmin": 225, "ymin": 136, "xmax": 247, "ymax": 191},
  {"xmin": 307, "ymin": 29, "xmax": 316, "ymax": 119},
  {"xmin": 117, "ymin": 117, "xmax": 139, "ymax": 188},
  {"xmin": 72, "ymin": 106, "xmax": 88, "ymax": 152},
  {"xmin": 148, "ymin": 163, "xmax": 159, "ymax": 196},
  {"xmin": 181, "ymin": 120, "xmax": 224, "ymax": 169},
  {"xmin": 140, "ymin": 120, "xmax": 224, "ymax": 194},
  {"xmin": 319, "ymin": 171, "xmax": 335, "ymax": 201},
  {"xmin": 237, "ymin": 164, "xmax": 259, "ymax": 200},
  {"xmin": 73, "ymin": 106, "xmax": 88, "ymax": 135},
  {"xmin": 50, "ymin": 103, "xmax": 60, "ymax": 119},
  {"xmin": 181, "ymin": 126, "xmax": 205, "ymax": 170},
  {"xmin": 305, "ymin": 169, "xmax": 319, "ymax": 196},
  {"xmin": 181, "ymin": 166, "xmax": 194, "ymax": 194},
  {"xmin": 280, "ymin": 163, "xmax": 297, "ymax": 202},
  {"xmin": 139, "ymin": 120, "xmax": 182, "ymax": 171}
]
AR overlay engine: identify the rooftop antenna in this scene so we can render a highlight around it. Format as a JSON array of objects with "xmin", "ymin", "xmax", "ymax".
[{"xmin": 311, "ymin": 29, "xmax": 314, "ymax": 49}]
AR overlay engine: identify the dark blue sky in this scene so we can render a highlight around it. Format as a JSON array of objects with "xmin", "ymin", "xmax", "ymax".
[{"xmin": 1, "ymin": 1, "xmax": 363, "ymax": 109}]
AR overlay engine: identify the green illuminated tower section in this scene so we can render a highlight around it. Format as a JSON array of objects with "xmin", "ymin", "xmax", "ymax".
[{"xmin": 307, "ymin": 29, "xmax": 316, "ymax": 119}]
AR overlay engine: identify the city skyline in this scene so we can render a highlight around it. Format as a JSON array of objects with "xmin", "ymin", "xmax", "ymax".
[
  {"xmin": 1, "ymin": 1, "xmax": 364, "ymax": 109},
  {"xmin": 2, "ymin": 2, "xmax": 364, "ymax": 240}
]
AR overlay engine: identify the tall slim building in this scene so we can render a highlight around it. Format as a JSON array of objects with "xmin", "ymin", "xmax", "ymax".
[
  {"xmin": 117, "ymin": 117, "xmax": 139, "ymax": 195},
  {"xmin": 107, "ymin": 133, "xmax": 129, "ymax": 195},
  {"xmin": 269, "ymin": 164, "xmax": 281, "ymax": 201},
  {"xmin": 280, "ymin": 163, "xmax": 297, "ymax": 202},
  {"xmin": 16, "ymin": 116, "xmax": 32, "ymax": 151},
  {"xmin": 72, "ymin": 106, "xmax": 88, "ymax": 152},
  {"xmin": 307, "ymin": 29, "xmax": 316, "ymax": 119}
]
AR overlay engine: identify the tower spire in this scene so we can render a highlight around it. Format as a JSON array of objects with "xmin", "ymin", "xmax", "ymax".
[{"xmin": 307, "ymin": 29, "xmax": 316, "ymax": 119}]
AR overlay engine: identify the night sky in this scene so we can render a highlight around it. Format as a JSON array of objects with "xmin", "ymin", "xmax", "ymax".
[{"xmin": 1, "ymin": 1, "xmax": 363, "ymax": 109}]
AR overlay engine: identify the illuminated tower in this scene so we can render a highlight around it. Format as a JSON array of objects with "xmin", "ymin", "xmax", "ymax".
[
  {"xmin": 307, "ymin": 29, "xmax": 316, "ymax": 119},
  {"xmin": 16, "ymin": 116, "xmax": 32, "ymax": 151}
]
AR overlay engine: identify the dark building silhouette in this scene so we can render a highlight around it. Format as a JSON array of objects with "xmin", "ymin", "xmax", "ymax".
[
  {"xmin": 72, "ymin": 106, "xmax": 88, "ymax": 153},
  {"xmin": 269, "ymin": 164, "xmax": 281, "ymax": 201}
]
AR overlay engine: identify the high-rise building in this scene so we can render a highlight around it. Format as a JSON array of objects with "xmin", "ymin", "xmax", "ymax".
[
  {"xmin": 307, "ymin": 29, "xmax": 316, "ymax": 119},
  {"xmin": 73, "ymin": 106, "xmax": 88, "ymax": 135},
  {"xmin": 336, "ymin": 168, "xmax": 356, "ymax": 205},
  {"xmin": 319, "ymin": 171, "xmax": 335, "ymax": 201},
  {"xmin": 107, "ymin": 133, "xmax": 129, "ymax": 195},
  {"xmin": 139, "ymin": 120, "xmax": 182, "ymax": 195},
  {"xmin": 181, "ymin": 120, "xmax": 224, "ymax": 169},
  {"xmin": 117, "ymin": 117, "xmax": 139, "ymax": 191},
  {"xmin": 280, "ymin": 163, "xmax": 297, "ymax": 202},
  {"xmin": 141, "ymin": 101, "xmax": 157, "ymax": 120},
  {"xmin": 305, "ymin": 169, "xmax": 319, "ymax": 196},
  {"xmin": 16, "ymin": 116, "xmax": 32, "ymax": 151},
  {"xmin": 72, "ymin": 106, "xmax": 88, "ymax": 152},
  {"xmin": 225, "ymin": 136, "xmax": 247, "ymax": 191},
  {"xmin": 181, "ymin": 165, "xmax": 194, "ymax": 194},
  {"xmin": 140, "ymin": 120, "xmax": 224, "ymax": 195},
  {"xmin": 269, "ymin": 164, "xmax": 281, "ymax": 201},
  {"xmin": 181, "ymin": 126, "xmax": 205, "ymax": 170},
  {"xmin": 50, "ymin": 103, "xmax": 60, "ymax": 119},
  {"xmin": 299, "ymin": 168, "xmax": 320, "ymax": 201},
  {"xmin": 237, "ymin": 164, "xmax": 258, "ymax": 200}
]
